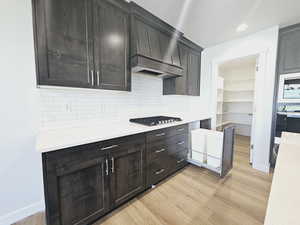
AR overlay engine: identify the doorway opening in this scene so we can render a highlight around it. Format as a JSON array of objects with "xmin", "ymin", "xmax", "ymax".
[{"xmin": 216, "ymin": 54, "xmax": 259, "ymax": 163}]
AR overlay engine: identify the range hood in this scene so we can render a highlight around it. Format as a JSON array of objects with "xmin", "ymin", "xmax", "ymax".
[{"xmin": 131, "ymin": 54, "xmax": 183, "ymax": 79}]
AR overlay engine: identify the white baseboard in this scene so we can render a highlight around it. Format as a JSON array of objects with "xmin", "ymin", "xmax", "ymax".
[{"xmin": 0, "ymin": 201, "xmax": 44, "ymax": 225}]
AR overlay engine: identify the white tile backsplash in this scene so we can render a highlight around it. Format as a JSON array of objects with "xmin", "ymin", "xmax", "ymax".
[{"xmin": 39, "ymin": 74, "xmax": 204, "ymax": 131}]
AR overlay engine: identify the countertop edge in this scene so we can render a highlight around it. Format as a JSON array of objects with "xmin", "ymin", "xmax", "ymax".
[{"xmin": 37, "ymin": 117, "xmax": 210, "ymax": 153}]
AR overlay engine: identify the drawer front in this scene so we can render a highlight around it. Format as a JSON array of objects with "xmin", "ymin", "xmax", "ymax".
[
  {"xmin": 147, "ymin": 134, "xmax": 187, "ymax": 160},
  {"xmin": 167, "ymin": 134, "xmax": 188, "ymax": 155},
  {"xmin": 146, "ymin": 128, "xmax": 169, "ymax": 143},
  {"xmin": 148, "ymin": 159, "xmax": 169, "ymax": 186},
  {"xmin": 169, "ymin": 150, "xmax": 188, "ymax": 173},
  {"xmin": 148, "ymin": 141, "xmax": 169, "ymax": 161},
  {"xmin": 146, "ymin": 124, "xmax": 188, "ymax": 143},
  {"xmin": 168, "ymin": 124, "xmax": 188, "ymax": 137}
]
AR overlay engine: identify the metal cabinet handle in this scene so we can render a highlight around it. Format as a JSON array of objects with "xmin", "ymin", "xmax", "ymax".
[
  {"xmin": 97, "ymin": 71, "xmax": 100, "ymax": 86},
  {"xmin": 177, "ymin": 128, "xmax": 185, "ymax": 132},
  {"xmin": 177, "ymin": 159, "xmax": 185, "ymax": 164},
  {"xmin": 155, "ymin": 132, "xmax": 165, "ymax": 137},
  {"xmin": 155, "ymin": 169, "xmax": 165, "ymax": 175},
  {"xmin": 111, "ymin": 157, "xmax": 115, "ymax": 173},
  {"xmin": 177, "ymin": 141, "xmax": 185, "ymax": 145},
  {"xmin": 100, "ymin": 145, "xmax": 119, "ymax": 151},
  {"xmin": 155, "ymin": 148, "xmax": 166, "ymax": 153},
  {"xmin": 105, "ymin": 159, "xmax": 109, "ymax": 176},
  {"xmin": 91, "ymin": 70, "xmax": 94, "ymax": 86}
]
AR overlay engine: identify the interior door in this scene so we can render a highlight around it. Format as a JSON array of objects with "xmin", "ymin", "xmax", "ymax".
[
  {"xmin": 93, "ymin": 0, "xmax": 129, "ymax": 91},
  {"xmin": 109, "ymin": 142, "xmax": 145, "ymax": 208},
  {"xmin": 56, "ymin": 156, "xmax": 109, "ymax": 225},
  {"xmin": 38, "ymin": 0, "xmax": 93, "ymax": 88}
]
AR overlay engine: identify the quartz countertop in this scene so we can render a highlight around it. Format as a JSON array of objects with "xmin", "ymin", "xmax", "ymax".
[
  {"xmin": 264, "ymin": 132, "xmax": 300, "ymax": 225},
  {"xmin": 37, "ymin": 115, "xmax": 211, "ymax": 153}
]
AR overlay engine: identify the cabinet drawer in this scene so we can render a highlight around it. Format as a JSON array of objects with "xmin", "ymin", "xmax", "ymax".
[
  {"xmin": 148, "ymin": 142, "xmax": 169, "ymax": 161},
  {"xmin": 169, "ymin": 150, "xmax": 188, "ymax": 173},
  {"xmin": 147, "ymin": 134, "xmax": 187, "ymax": 160},
  {"xmin": 146, "ymin": 128, "xmax": 169, "ymax": 143},
  {"xmin": 167, "ymin": 134, "xmax": 188, "ymax": 155},
  {"xmin": 168, "ymin": 124, "xmax": 188, "ymax": 137},
  {"xmin": 98, "ymin": 134, "xmax": 145, "ymax": 152},
  {"xmin": 146, "ymin": 124, "xmax": 188, "ymax": 143},
  {"xmin": 148, "ymin": 159, "xmax": 169, "ymax": 186}
]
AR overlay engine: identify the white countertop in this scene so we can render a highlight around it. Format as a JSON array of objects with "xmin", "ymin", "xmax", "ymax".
[
  {"xmin": 264, "ymin": 132, "xmax": 300, "ymax": 225},
  {"xmin": 37, "ymin": 115, "xmax": 211, "ymax": 153}
]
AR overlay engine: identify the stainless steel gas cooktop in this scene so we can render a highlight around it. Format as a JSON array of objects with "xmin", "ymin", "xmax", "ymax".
[{"xmin": 129, "ymin": 116, "xmax": 182, "ymax": 126}]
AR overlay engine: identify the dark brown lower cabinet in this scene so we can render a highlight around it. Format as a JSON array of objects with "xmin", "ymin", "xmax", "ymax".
[
  {"xmin": 109, "ymin": 140, "xmax": 146, "ymax": 208},
  {"xmin": 146, "ymin": 125, "xmax": 189, "ymax": 187},
  {"xmin": 43, "ymin": 125, "xmax": 189, "ymax": 225},
  {"xmin": 57, "ymin": 157, "xmax": 109, "ymax": 225},
  {"xmin": 43, "ymin": 147, "xmax": 110, "ymax": 225}
]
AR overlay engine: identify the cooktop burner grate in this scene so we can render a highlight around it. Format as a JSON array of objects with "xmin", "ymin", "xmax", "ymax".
[{"xmin": 129, "ymin": 116, "xmax": 182, "ymax": 126}]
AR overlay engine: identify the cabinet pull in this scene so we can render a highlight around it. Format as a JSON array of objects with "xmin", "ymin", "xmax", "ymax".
[
  {"xmin": 91, "ymin": 70, "xmax": 94, "ymax": 86},
  {"xmin": 155, "ymin": 132, "xmax": 165, "ymax": 137},
  {"xmin": 155, "ymin": 169, "xmax": 165, "ymax": 175},
  {"xmin": 105, "ymin": 159, "xmax": 109, "ymax": 176},
  {"xmin": 177, "ymin": 159, "xmax": 185, "ymax": 164},
  {"xmin": 111, "ymin": 157, "xmax": 115, "ymax": 173},
  {"xmin": 177, "ymin": 141, "xmax": 185, "ymax": 145},
  {"xmin": 177, "ymin": 128, "xmax": 185, "ymax": 132},
  {"xmin": 100, "ymin": 145, "xmax": 119, "ymax": 151},
  {"xmin": 155, "ymin": 148, "xmax": 166, "ymax": 153},
  {"xmin": 96, "ymin": 71, "xmax": 100, "ymax": 86}
]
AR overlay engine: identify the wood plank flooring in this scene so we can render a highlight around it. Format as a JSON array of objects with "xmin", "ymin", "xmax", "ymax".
[{"xmin": 14, "ymin": 135, "xmax": 273, "ymax": 225}]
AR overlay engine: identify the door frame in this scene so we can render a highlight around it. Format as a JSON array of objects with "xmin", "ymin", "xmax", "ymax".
[{"xmin": 211, "ymin": 50, "xmax": 270, "ymax": 172}]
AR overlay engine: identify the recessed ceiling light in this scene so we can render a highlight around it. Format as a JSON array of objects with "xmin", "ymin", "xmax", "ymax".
[{"xmin": 236, "ymin": 23, "xmax": 248, "ymax": 32}]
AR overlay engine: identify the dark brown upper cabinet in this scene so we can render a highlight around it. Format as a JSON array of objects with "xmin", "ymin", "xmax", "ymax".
[
  {"xmin": 33, "ymin": 0, "xmax": 131, "ymax": 91},
  {"xmin": 278, "ymin": 23, "xmax": 300, "ymax": 75},
  {"xmin": 163, "ymin": 37, "xmax": 202, "ymax": 96},
  {"xmin": 92, "ymin": 0, "xmax": 130, "ymax": 91}
]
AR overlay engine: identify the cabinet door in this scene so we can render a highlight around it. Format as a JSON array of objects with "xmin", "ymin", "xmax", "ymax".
[
  {"xmin": 278, "ymin": 25, "xmax": 300, "ymax": 74},
  {"xmin": 55, "ymin": 156, "xmax": 109, "ymax": 225},
  {"xmin": 34, "ymin": 0, "xmax": 93, "ymax": 88},
  {"xmin": 187, "ymin": 51, "xmax": 201, "ymax": 96},
  {"xmin": 93, "ymin": 0, "xmax": 130, "ymax": 91},
  {"xmin": 110, "ymin": 142, "xmax": 145, "ymax": 208}
]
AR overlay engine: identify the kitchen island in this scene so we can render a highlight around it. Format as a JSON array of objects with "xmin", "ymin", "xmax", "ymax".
[{"xmin": 264, "ymin": 132, "xmax": 300, "ymax": 225}]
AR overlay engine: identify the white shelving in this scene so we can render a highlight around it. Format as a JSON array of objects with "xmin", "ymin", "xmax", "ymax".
[{"xmin": 216, "ymin": 60, "xmax": 256, "ymax": 136}]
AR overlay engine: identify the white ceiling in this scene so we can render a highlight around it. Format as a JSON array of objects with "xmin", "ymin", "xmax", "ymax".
[{"xmin": 133, "ymin": 0, "xmax": 300, "ymax": 47}]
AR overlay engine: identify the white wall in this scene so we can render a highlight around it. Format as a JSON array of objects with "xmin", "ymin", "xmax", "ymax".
[
  {"xmin": 40, "ymin": 75, "xmax": 207, "ymax": 131},
  {"xmin": 0, "ymin": 1, "xmax": 44, "ymax": 225},
  {"xmin": 202, "ymin": 26, "xmax": 279, "ymax": 172}
]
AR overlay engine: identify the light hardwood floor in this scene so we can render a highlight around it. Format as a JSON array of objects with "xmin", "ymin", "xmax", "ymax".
[{"xmin": 14, "ymin": 135, "xmax": 273, "ymax": 225}]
